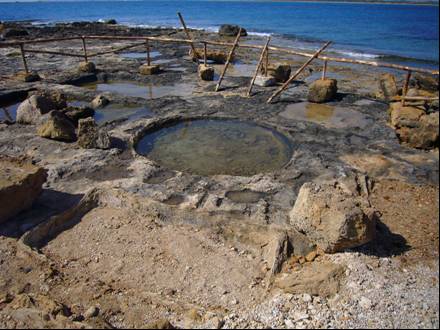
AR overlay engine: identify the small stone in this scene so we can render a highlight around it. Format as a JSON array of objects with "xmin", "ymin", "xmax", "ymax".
[
  {"xmin": 91, "ymin": 94, "xmax": 109, "ymax": 109},
  {"xmin": 198, "ymin": 64, "xmax": 214, "ymax": 81},
  {"xmin": 285, "ymin": 319, "xmax": 295, "ymax": 328},
  {"xmin": 84, "ymin": 306, "xmax": 99, "ymax": 319},
  {"xmin": 305, "ymin": 250, "xmax": 317, "ymax": 262},
  {"xmin": 254, "ymin": 75, "xmax": 277, "ymax": 87},
  {"xmin": 263, "ymin": 64, "xmax": 291, "ymax": 83},
  {"xmin": 359, "ymin": 297, "xmax": 372, "ymax": 309},
  {"xmin": 139, "ymin": 64, "xmax": 161, "ymax": 75},
  {"xmin": 377, "ymin": 73, "xmax": 398, "ymax": 100},
  {"xmin": 298, "ymin": 256, "xmax": 306, "ymax": 264},
  {"xmin": 78, "ymin": 61, "xmax": 96, "ymax": 73},
  {"xmin": 302, "ymin": 293, "xmax": 312, "ymax": 303}
]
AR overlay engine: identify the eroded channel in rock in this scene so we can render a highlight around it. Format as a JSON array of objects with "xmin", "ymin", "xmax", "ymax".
[{"xmin": 135, "ymin": 119, "xmax": 293, "ymax": 176}]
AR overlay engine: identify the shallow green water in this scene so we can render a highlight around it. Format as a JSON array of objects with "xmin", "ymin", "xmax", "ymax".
[{"xmin": 136, "ymin": 119, "xmax": 292, "ymax": 176}]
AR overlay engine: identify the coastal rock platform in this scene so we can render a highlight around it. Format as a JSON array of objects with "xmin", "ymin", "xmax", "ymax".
[{"xmin": 0, "ymin": 21, "xmax": 438, "ymax": 329}]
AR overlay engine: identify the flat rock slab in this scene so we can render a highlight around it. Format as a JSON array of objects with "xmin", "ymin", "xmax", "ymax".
[
  {"xmin": 0, "ymin": 156, "xmax": 47, "ymax": 223},
  {"xmin": 274, "ymin": 261, "xmax": 345, "ymax": 297}
]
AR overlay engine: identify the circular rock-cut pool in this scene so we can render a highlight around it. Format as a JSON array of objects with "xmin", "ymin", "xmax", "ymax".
[{"xmin": 135, "ymin": 119, "xmax": 293, "ymax": 176}]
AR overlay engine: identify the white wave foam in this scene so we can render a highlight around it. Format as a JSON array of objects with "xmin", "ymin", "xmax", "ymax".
[{"xmin": 338, "ymin": 51, "xmax": 381, "ymax": 59}]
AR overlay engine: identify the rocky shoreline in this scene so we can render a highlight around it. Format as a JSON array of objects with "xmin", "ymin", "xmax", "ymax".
[{"xmin": 0, "ymin": 21, "xmax": 439, "ymax": 329}]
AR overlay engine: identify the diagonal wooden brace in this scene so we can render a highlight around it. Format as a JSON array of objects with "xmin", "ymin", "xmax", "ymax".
[
  {"xmin": 267, "ymin": 41, "xmax": 332, "ymax": 103},
  {"xmin": 215, "ymin": 28, "xmax": 242, "ymax": 92}
]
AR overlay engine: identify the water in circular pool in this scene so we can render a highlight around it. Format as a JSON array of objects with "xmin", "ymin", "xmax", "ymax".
[{"xmin": 135, "ymin": 119, "xmax": 293, "ymax": 176}]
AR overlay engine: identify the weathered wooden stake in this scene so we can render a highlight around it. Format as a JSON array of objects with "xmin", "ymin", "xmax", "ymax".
[
  {"xmin": 247, "ymin": 37, "xmax": 271, "ymax": 97},
  {"xmin": 81, "ymin": 36, "xmax": 88, "ymax": 62},
  {"xmin": 267, "ymin": 41, "xmax": 332, "ymax": 103},
  {"xmin": 322, "ymin": 60, "xmax": 328, "ymax": 80},
  {"xmin": 401, "ymin": 70, "xmax": 412, "ymax": 106},
  {"xmin": 177, "ymin": 12, "xmax": 199, "ymax": 64},
  {"xmin": 19, "ymin": 44, "xmax": 29, "ymax": 74},
  {"xmin": 146, "ymin": 38, "xmax": 151, "ymax": 66},
  {"xmin": 265, "ymin": 48, "xmax": 269, "ymax": 76},
  {"xmin": 203, "ymin": 42, "xmax": 207, "ymax": 65},
  {"xmin": 215, "ymin": 28, "xmax": 242, "ymax": 92}
]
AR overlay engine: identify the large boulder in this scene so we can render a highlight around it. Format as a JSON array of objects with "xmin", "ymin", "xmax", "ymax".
[
  {"xmin": 218, "ymin": 24, "xmax": 247, "ymax": 37},
  {"xmin": 77, "ymin": 117, "xmax": 111, "ymax": 149},
  {"xmin": 16, "ymin": 91, "xmax": 67, "ymax": 124},
  {"xmin": 37, "ymin": 111, "xmax": 76, "ymax": 142},
  {"xmin": 389, "ymin": 102, "xmax": 439, "ymax": 149},
  {"xmin": 308, "ymin": 79, "xmax": 338, "ymax": 103},
  {"xmin": 396, "ymin": 112, "xmax": 439, "ymax": 149},
  {"xmin": 389, "ymin": 102, "xmax": 424, "ymax": 128},
  {"xmin": 262, "ymin": 64, "xmax": 291, "ymax": 83},
  {"xmin": 376, "ymin": 73, "xmax": 399, "ymax": 101},
  {"xmin": 290, "ymin": 180, "xmax": 376, "ymax": 253},
  {"xmin": 0, "ymin": 156, "xmax": 47, "ymax": 224}
]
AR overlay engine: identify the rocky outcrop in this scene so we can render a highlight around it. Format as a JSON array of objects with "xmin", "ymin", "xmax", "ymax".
[
  {"xmin": 377, "ymin": 73, "xmax": 399, "ymax": 101},
  {"xmin": 0, "ymin": 156, "xmax": 47, "ymax": 223},
  {"xmin": 274, "ymin": 262, "xmax": 345, "ymax": 297},
  {"xmin": 77, "ymin": 117, "xmax": 111, "ymax": 149},
  {"xmin": 37, "ymin": 111, "xmax": 76, "ymax": 142},
  {"xmin": 412, "ymin": 73, "xmax": 439, "ymax": 93},
  {"xmin": 290, "ymin": 179, "xmax": 376, "ymax": 253},
  {"xmin": 389, "ymin": 102, "xmax": 439, "ymax": 149},
  {"xmin": 16, "ymin": 91, "xmax": 67, "ymax": 124},
  {"xmin": 308, "ymin": 79, "xmax": 338, "ymax": 103},
  {"xmin": 1, "ymin": 28, "xmax": 29, "ymax": 38},
  {"xmin": 218, "ymin": 24, "xmax": 247, "ymax": 37},
  {"xmin": 198, "ymin": 64, "xmax": 214, "ymax": 81},
  {"xmin": 262, "ymin": 64, "xmax": 291, "ymax": 83}
]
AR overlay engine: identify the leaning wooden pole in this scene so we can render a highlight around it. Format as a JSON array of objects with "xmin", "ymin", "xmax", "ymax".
[
  {"xmin": 177, "ymin": 12, "xmax": 199, "ymax": 64},
  {"xmin": 81, "ymin": 36, "xmax": 88, "ymax": 62},
  {"xmin": 215, "ymin": 28, "xmax": 242, "ymax": 92},
  {"xmin": 267, "ymin": 41, "xmax": 332, "ymax": 103},
  {"xmin": 247, "ymin": 37, "xmax": 271, "ymax": 97},
  {"xmin": 19, "ymin": 44, "xmax": 29, "ymax": 74}
]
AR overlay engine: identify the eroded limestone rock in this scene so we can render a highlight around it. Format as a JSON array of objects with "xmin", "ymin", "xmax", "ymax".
[
  {"xmin": 90, "ymin": 94, "xmax": 109, "ymax": 109},
  {"xmin": 274, "ymin": 262, "xmax": 345, "ymax": 297},
  {"xmin": 77, "ymin": 117, "xmax": 111, "ymax": 149},
  {"xmin": 139, "ymin": 64, "xmax": 161, "ymax": 75},
  {"xmin": 16, "ymin": 91, "xmax": 67, "ymax": 124},
  {"xmin": 262, "ymin": 64, "xmax": 291, "ymax": 83},
  {"xmin": 377, "ymin": 73, "xmax": 399, "ymax": 101},
  {"xmin": 389, "ymin": 102, "xmax": 439, "ymax": 149},
  {"xmin": 61, "ymin": 106, "xmax": 94, "ymax": 126},
  {"xmin": 308, "ymin": 79, "xmax": 338, "ymax": 103},
  {"xmin": 78, "ymin": 61, "xmax": 96, "ymax": 73},
  {"xmin": 290, "ymin": 180, "xmax": 376, "ymax": 253},
  {"xmin": 0, "ymin": 156, "xmax": 47, "ymax": 223},
  {"xmin": 37, "ymin": 111, "xmax": 76, "ymax": 142},
  {"xmin": 254, "ymin": 75, "xmax": 276, "ymax": 87},
  {"xmin": 190, "ymin": 48, "xmax": 230, "ymax": 64},
  {"xmin": 198, "ymin": 64, "xmax": 215, "ymax": 81}
]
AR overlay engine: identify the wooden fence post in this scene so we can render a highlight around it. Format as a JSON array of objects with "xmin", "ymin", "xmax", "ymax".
[
  {"xmin": 19, "ymin": 44, "xmax": 29, "ymax": 74},
  {"xmin": 247, "ymin": 37, "xmax": 271, "ymax": 97},
  {"xmin": 177, "ymin": 12, "xmax": 200, "ymax": 64}
]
